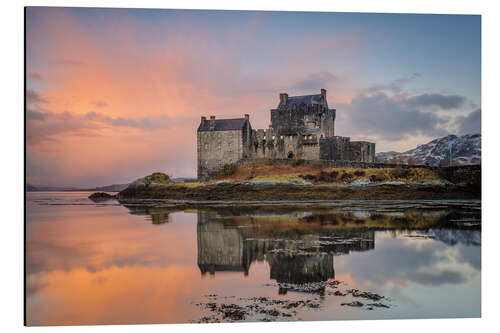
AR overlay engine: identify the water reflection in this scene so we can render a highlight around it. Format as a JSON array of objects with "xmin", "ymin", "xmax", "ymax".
[
  {"xmin": 196, "ymin": 211, "xmax": 375, "ymax": 287},
  {"xmin": 26, "ymin": 193, "xmax": 481, "ymax": 325}
]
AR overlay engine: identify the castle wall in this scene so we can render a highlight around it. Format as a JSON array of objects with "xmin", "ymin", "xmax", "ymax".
[
  {"xmin": 197, "ymin": 129, "xmax": 244, "ymax": 180},
  {"xmin": 320, "ymin": 110, "xmax": 335, "ymax": 137},
  {"xmin": 270, "ymin": 105, "xmax": 336, "ymax": 138},
  {"xmin": 349, "ymin": 141, "xmax": 376, "ymax": 162},
  {"xmin": 250, "ymin": 128, "xmax": 283, "ymax": 159},
  {"xmin": 319, "ymin": 136, "xmax": 351, "ymax": 160},
  {"xmin": 300, "ymin": 141, "xmax": 320, "ymax": 160},
  {"xmin": 249, "ymin": 130, "xmax": 322, "ymax": 160}
]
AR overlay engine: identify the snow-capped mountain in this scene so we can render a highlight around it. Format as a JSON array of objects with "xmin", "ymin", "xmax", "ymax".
[{"xmin": 376, "ymin": 134, "xmax": 481, "ymax": 166}]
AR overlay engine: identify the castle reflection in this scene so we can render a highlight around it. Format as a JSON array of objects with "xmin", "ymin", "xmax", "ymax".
[
  {"xmin": 120, "ymin": 203, "xmax": 480, "ymax": 288},
  {"xmin": 196, "ymin": 211, "xmax": 375, "ymax": 286},
  {"xmin": 122, "ymin": 205, "xmax": 172, "ymax": 224}
]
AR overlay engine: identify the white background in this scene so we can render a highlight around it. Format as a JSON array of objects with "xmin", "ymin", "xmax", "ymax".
[{"xmin": 1, "ymin": 0, "xmax": 498, "ymax": 332}]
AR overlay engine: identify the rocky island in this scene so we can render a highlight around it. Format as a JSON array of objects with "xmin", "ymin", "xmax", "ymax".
[{"xmin": 96, "ymin": 160, "xmax": 480, "ymax": 203}]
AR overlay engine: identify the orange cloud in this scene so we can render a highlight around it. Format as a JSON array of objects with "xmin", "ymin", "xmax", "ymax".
[{"xmin": 26, "ymin": 8, "xmax": 364, "ymax": 186}]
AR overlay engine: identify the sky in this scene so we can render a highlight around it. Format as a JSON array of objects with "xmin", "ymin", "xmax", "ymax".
[{"xmin": 25, "ymin": 7, "xmax": 481, "ymax": 187}]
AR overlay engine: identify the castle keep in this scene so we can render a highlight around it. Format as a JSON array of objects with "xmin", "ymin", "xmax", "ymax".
[{"xmin": 197, "ymin": 89, "xmax": 375, "ymax": 179}]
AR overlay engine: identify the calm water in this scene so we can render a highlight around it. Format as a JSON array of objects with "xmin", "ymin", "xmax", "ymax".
[{"xmin": 26, "ymin": 192, "xmax": 481, "ymax": 326}]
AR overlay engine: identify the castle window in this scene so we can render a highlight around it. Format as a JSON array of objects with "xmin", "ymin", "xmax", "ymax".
[
  {"xmin": 204, "ymin": 144, "xmax": 208, "ymax": 150},
  {"xmin": 308, "ymin": 135, "xmax": 312, "ymax": 140},
  {"xmin": 272, "ymin": 135, "xmax": 275, "ymax": 140},
  {"xmin": 280, "ymin": 136, "xmax": 284, "ymax": 139},
  {"xmin": 303, "ymin": 135, "xmax": 307, "ymax": 140}
]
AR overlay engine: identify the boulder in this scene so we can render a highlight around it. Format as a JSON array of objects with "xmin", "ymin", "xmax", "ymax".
[
  {"xmin": 88, "ymin": 192, "xmax": 116, "ymax": 201},
  {"xmin": 127, "ymin": 172, "xmax": 174, "ymax": 189},
  {"xmin": 349, "ymin": 178, "xmax": 372, "ymax": 186}
]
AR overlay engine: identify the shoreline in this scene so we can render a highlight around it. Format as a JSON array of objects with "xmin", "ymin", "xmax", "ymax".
[{"xmin": 113, "ymin": 183, "xmax": 480, "ymax": 202}]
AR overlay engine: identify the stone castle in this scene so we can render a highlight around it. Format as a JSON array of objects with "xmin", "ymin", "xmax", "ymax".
[{"xmin": 197, "ymin": 89, "xmax": 375, "ymax": 179}]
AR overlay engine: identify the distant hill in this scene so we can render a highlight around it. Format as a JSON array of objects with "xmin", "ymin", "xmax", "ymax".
[
  {"xmin": 376, "ymin": 134, "xmax": 481, "ymax": 166},
  {"xmin": 26, "ymin": 183, "xmax": 129, "ymax": 192},
  {"xmin": 93, "ymin": 184, "xmax": 129, "ymax": 192},
  {"xmin": 26, "ymin": 184, "xmax": 80, "ymax": 191},
  {"xmin": 26, "ymin": 184, "xmax": 39, "ymax": 191}
]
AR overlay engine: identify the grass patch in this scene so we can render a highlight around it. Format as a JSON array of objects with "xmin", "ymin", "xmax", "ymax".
[
  {"xmin": 216, "ymin": 160, "xmax": 440, "ymax": 184},
  {"xmin": 131, "ymin": 172, "xmax": 174, "ymax": 186}
]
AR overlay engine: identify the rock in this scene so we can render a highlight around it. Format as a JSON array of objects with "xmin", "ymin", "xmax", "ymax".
[
  {"xmin": 349, "ymin": 178, "xmax": 372, "ymax": 186},
  {"xmin": 346, "ymin": 289, "xmax": 384, "ymax": 301},
  {"xmin": 245, "ymin": 180, "xmax": 286, "ymax": 187},
  {"xmin": 333, "ymin": 290, "xmax": 347, "ymax": 296},
  {"xmin": 290, "ymin": 178, "xmax": 314, "ymax": 186},
  {"xmin": 341, "ymin": 301, "xmax": 364, "ymax": 307},
  {"xmin": 88, "ymin": 192, "xmax": 116, "ymax": 201},
  {"xmin": 367, "ymin": 302, "xmax": 390, "ymax": 308},
  {"xmin": 128, "ymin": 172, "xmax": 174, "ymax": 189},
  {"xmin": 210, "ymin": 181, "xmax": 239, "ymax": 186},
  {"xmin": 382, "ymin": 181, "xmax": 408, "ymax": 186},
  {"xmin": 278, "ymin": 282, "xmax": 326, "ymax": 294},
  {"xmin": 415, "ymin": 179, "xmax": 452, "ymax": 186}
]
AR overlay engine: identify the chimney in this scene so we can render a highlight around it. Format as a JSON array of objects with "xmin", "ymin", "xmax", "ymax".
[
  {"xmin": 244, "ymin": 114, "xmax": 249, "ymax": 121},
  {"xmin": 321, "ymin": 89, "xmax": 327, "ymax": 98},
  {"xmin": 279, "ymin": 93, "xmax": 288, "ymax": 104},
  {"xmin": 209, "ymin": 116, "xmax": 215, "ymax": 130},
  {"xmin": 201, "ymin": 116, "xmax": 206, "ymax": 123}
]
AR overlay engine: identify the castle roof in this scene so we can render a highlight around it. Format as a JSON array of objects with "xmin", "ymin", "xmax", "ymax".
[
  {"xmin": 278, "ymin": 93, "xmax": 327, "ymax": 109},
  {"xmin": 198, "ymin": 118, "xmax": 248, "ymax": 132}
]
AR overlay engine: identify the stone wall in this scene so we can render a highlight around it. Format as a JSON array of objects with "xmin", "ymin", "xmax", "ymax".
[
  {"xmin": 301, "ymin": 142, "xmax": 321, "ymax": 160},
  {"xmin": 270, "ymin": 105, "xmax": 336, "ymax": 137},
  {"xmin": 250, "ymin": 128, "xmax": 282, "ymax": 159},
  {"xmin": 319, "ymin": 136, "xmax": 351, "ymax": 160},
  {"xmin": 349, "ymin": 141, "xmax": 376, "ymax": 162},
  {"xmin": 435, "ymin": 165, "xmax": 481, "ymax": 185},
  {"xmin": 197, "ymin": 129, "xmax": 244, "ymax": 180},
  {"xmin": 319, "ymin": 137, "xmax": 375, "ymax": 162}
]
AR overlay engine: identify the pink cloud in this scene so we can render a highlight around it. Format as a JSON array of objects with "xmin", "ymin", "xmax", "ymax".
[{"xmin": 26, "ymin": 8, "xmax": 366, "ymax": 186}]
